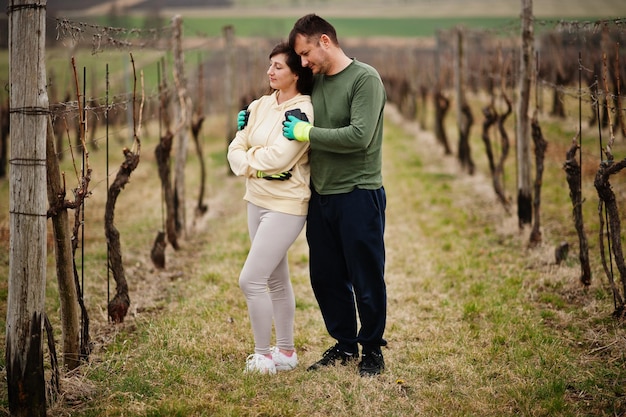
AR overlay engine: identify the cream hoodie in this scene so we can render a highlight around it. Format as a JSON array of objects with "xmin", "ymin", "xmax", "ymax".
[{"xmin": 227, "ymin": 91, "xmax": 313, "ymax": 216}]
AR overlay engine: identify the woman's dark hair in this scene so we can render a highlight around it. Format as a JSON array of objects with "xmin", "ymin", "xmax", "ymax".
[{"xmin": 270, "ymin": 42, "xmax": 314, "ymax": 95}]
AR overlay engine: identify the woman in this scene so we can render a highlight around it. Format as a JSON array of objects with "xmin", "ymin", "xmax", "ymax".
[{"xmin": 227, "ymin": 42, "xmax": 314, "ymax": 374}]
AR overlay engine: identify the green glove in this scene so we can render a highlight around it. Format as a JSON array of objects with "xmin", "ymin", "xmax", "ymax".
[
  {"xmin": 256, "ymin": 171, "xmax": 292, "ymax": 181},
  {"xmin": 282, "ymin": 115, "xmax": 312, "ymax": 142},
  {"xmin": 237, "ymin": 110, "xmax": 250, "ymax": 130}
]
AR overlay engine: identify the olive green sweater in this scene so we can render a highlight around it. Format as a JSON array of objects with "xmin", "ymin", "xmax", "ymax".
[{"xmin": 308, "ymin": 59, "xmax": 386, "ymax": 195}]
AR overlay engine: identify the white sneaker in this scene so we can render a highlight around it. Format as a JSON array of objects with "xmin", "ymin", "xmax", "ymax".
[
  {"xmin": 244, "ymin": 353, "xmax": 276, "ymax": 375},
  {"xmin": 271, "ymin": 347, "xmax": 298, "ymax": 371}
]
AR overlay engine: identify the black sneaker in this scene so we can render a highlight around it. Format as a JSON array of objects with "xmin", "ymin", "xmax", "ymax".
[
  {"xmin": 358, "ymin": 351, "xmax": 385, "ymax": 376},
  {"xmin": 307, "ymin": 345, "xmax": 357, "ymax": 371}
]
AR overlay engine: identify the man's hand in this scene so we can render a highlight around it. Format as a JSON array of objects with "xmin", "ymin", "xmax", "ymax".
[
  {"xmin": 237, "ymin": 110, "xmax": 250, "ymax": 130},
  {"xmin": 283, "ymin": 115, "xmax": 312, "ymax": 142},
  {"xmin": 256, "ymin": 171, "xmax": 292, "ymax": 181}
]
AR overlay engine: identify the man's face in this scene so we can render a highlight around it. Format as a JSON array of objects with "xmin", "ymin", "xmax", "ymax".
[{"xmin": 293, "ymin": 33, "xmax": 329, "ymax": 75}]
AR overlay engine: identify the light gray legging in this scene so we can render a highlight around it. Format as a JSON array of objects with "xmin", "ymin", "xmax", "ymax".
[{"xmin": 239, "ymin": 202, "xmax": 306, "ymax": 356}]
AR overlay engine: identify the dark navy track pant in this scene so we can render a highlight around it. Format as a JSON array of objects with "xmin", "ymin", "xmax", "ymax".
[{"xmin": 306, "ymin": 186, "xmax": 387, "ymax": 355}]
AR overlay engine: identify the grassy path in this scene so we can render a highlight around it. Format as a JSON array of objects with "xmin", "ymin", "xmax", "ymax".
[{"xmin": 2, "ymin": 106, "xmax": 625, "ymax": 416}]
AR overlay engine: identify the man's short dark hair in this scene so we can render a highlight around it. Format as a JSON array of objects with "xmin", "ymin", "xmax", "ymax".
[{"xmin": 288, "ymin": 14, "xmax": 339, "ymax": 48}]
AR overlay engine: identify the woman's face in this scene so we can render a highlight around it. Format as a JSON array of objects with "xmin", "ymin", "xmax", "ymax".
[{"xmin": 267, "ymin": 53, "xmax": 297, "ymax": 92}]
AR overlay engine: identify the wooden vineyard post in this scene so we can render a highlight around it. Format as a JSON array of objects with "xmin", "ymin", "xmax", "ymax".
[
  {"xmin": 172, "ymin": 15, "xmax": 191, "ymax": 238},
  {"xmin": 6, "ymin": 0, "xmax": 49, "ymax": 414},
  {"xmin": 516, "ymin": 0, "xmax": 534, "ymax": 228}
]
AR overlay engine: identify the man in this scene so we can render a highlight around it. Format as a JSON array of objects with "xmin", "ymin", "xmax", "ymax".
[{"xmin": 282, "ymin": 13, "xmax": 387, "ymax": 377}]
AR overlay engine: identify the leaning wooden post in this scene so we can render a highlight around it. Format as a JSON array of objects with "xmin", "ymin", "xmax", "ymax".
[
  {"xmin": 6, "ymin": 0, "xmax": 49, "ymax": 414},
  {"xmin": 516, "ymin": 0, "xmax": 534, "ymax": 228}
]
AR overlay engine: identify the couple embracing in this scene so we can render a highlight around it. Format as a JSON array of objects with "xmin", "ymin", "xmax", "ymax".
[{"xmin": 227, "ymin": 13, "xmax": 387, "ymax": 378}]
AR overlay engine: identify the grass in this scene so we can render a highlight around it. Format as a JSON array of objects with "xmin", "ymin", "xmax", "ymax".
[
  {"xmin": 80, "ymin": 15, "xmax": 610, "ymax": 39},
  {"xmin": 113, "ymin": 16, "xmax": 519, "ymax": 38},
  {"xmin": 3, "ymin": 92, "xmax": 626, "ymax": 415}
]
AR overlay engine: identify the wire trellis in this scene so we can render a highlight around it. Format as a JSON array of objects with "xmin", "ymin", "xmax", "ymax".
[{"xmin": 55, "ymin": 17, "xmax": 174, "ymax": 54}]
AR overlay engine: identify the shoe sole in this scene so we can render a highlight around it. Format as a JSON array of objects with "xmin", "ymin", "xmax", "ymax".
[
  {"xmin": 244, "ymin": 368, "xmax": 276, "ymax": 375},
  {"xmin": 359, "ymin": 368, "xmax": 383, "ymax": 376},
  {"xmin": 307, "ymin": 356, "xmax": 357, "ymax": 371},
  {"xmin": 275, "ymin": 364, "xmax": 297, "ymax": 371}
]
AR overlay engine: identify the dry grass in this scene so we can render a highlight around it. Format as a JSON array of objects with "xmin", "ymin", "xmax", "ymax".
[{"xmin": 2, "ymin": 95, "xmax": 626, "ymax": 416}]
